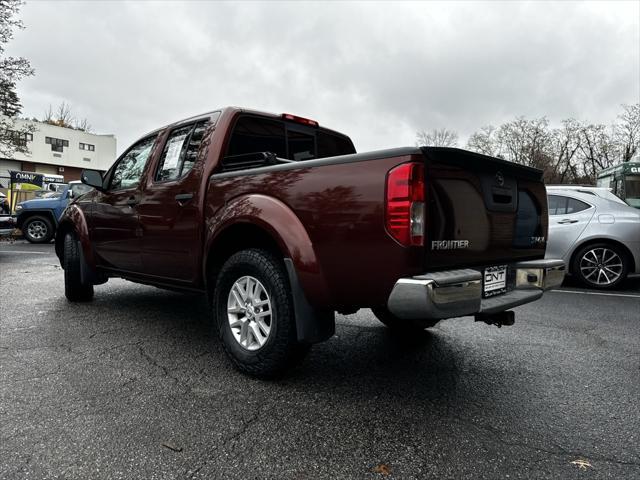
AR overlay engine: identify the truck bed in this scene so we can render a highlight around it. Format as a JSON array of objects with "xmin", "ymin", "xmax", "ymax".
[{"xmin": 206, "ymin": 146, "xmax": 548, "ymax": 309}]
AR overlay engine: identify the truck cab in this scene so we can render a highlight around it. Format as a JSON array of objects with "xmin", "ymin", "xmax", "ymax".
[{"xmin": 16, "ymin": 181, "xmax": 93, "ymax": 243}]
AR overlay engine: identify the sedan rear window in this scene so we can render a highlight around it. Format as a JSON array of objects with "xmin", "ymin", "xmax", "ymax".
[{"xmin": 547, "ymin": 195, "xmax": 591, "ymax": 215}]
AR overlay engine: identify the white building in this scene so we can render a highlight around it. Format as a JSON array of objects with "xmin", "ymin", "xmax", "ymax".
[{"xmin": 0, "ymin": 117, "xmax": 117, "ymax": 188}]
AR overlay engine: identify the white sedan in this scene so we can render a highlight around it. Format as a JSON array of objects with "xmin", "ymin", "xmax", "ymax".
[{"xmin": 545, "ymin": 186, "xmax": 640, "ymax": 289}]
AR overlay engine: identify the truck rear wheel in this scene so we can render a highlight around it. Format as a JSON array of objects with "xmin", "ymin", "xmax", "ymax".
[
  {"xmin": 23, "ymin": 215, "xmax": 54, "ymax": 243},
  {"xmin": 372, "ymin": 306, "xmax": 438, "ymax": 332},
  {"xmin": 214, "ymin": 249, "xmax": 309, "ymax": 378},
  {"xmin": 63, "ymin": 233, "xmax": 94, "ymax": 302}
]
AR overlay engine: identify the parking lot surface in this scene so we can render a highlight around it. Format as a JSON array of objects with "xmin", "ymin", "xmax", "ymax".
[{"xmin": 1, "ymin": 240, "xmax": 639, "ymax": 479}]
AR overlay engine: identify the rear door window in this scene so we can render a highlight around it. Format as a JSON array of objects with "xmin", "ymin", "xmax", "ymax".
[
  {"xmin": 156, "ymin": 125, "xmax": 192, "ymax": 182},
  {"xmin": 548, "ymin": 195, "xmax": 590, "ymax": 215},
  {"xmin": 181, "ymin": 121, "xmax": 209, "ymax": 175},
  {"xmin": 155, "ymin": 120, "xmax": 209, "ymax": 182},
  {"xmin": 547, "ymin": 195, "xmax": 563, "ymax": 215},
  {"xmin": 566, "ymin": 198, "xmax": 590, "ymax": 214}
]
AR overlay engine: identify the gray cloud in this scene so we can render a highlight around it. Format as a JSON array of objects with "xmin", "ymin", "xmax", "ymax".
[{"xmin": 10, "ymin": 0, "xmax": 640, "ymax": 155}]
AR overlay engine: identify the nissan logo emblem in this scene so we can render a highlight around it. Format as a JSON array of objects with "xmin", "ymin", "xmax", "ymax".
[{"xmin": 495, "ymin": 171, "xmax": 505, "ymax": 186}]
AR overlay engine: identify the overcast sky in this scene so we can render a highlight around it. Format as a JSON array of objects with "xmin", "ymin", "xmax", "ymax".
[{"xmin": 9, "ymin": 0, "xmax": 640, "ymax": 155}]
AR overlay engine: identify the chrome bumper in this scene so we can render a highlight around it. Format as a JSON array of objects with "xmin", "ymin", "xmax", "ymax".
[{"xmin": 387, "ymin": 259, "xmax": 565, "ymax": 320}]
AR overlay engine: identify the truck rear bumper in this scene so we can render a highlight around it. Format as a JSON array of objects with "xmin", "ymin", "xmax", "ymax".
[{"xmin": 387, "ymin": 259, "xmax": 565, "ymax": 320}]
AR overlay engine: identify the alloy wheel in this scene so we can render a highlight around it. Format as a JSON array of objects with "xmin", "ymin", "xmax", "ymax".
[
  {"xmin": 27, "ymin": 220, "xmax": 47, "ymax": 240},
  {"xmin": 227, "ymin": 275, "xmax": 272, "ymax": 351},
  {"xmin": 579, "ymin": 247, "xmax": 623, "ymax": 286}
]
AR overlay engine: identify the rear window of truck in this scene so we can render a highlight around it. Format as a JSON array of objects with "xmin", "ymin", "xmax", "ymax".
[{"xmin": 224, "ymin": 115, "xmax": 355, "ymax": 170}]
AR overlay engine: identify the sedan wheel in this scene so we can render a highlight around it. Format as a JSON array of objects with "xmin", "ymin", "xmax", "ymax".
[
  {"xmin": 580, "ymin": 247, "xmax": 623, "ymax": 286},
  {"xmin": 574, "ymin": 243, "xmax": 628, "ymax": 289}
]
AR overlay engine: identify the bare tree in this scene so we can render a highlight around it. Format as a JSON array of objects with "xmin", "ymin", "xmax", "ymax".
[
  {"xmin": 415, "ymin": 128, "xmax": 459, "ymax": 147},
  {"xmin": 615, "ymin": 103, "xmax": 639, "ymax": 162},
  {"xmin": 74, "ymin": 117, "xmax": 92, "ymax": 132},
  {"xmin": 434, "ymin": 104, "xmax": 638, "ymax": 184},
  {"xmin": 41, "ymin": 104, "xmax": 54, "ymax": 123},
  {"xmin": 42, "ymin": 102, "xmax": 92, "ymax": 132},
  {"xmin": 548, "ymin": 119, "xmax": 582, "ymax": 183},
  {"xmin": 42, "ymin": 101, "xmax": 75, "ymax": 128},
  {"xmin": 495, "ymin": 117, "xmax": 551, "ymax": 169},
  {"xmin": 578, "ymin": 123, "xmax": 617, "ymax": 183},
  {"xmin": 466, "ymin": 125, "xmax": 499, "ymax": 156}
]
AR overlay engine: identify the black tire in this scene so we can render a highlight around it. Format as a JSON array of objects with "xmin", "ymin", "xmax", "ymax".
[
  {"xmin": 572, "ymin": 242, "xmax": 629, "ymax": 290},
  {"xmin": 63, "ymin": 233, "xmax": 94, "ymax": 302},
  {"xmin": 371, "ymin": 306, "xmax": 438, "ymax": 332},
  {"xmin": 213, "ymin": 249, "xmax": 309, "ymax": 378},
  {"xmin": 23, "ymin": 215, "xmax": 54, "ymax": 243}
]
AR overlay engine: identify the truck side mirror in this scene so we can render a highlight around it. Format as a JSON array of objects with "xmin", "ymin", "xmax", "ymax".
[{"xmin": 81, "ymin": 169, "xmax": 105, "ymax": 191}]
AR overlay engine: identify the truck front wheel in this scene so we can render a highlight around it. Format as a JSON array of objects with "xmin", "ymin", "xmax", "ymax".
[
  {"xmin": 214, "ymin": 249, "xmax": 309, "ymax": 378},
  {"xmin": 372, "ymin": 306, "xmax": 438, "ymax": 332},
  {"xmin": 63, "ymin": 233, "xmax": 94, "ymax": 302},
  {"xmin": 23, "ymin": 215, "xmax": 54, "ymax": 243}
]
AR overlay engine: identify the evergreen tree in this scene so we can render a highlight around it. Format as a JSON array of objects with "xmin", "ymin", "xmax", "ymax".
[{"xmin": 1, "ymin": 0, "xmax": 34, "ymax": 157}]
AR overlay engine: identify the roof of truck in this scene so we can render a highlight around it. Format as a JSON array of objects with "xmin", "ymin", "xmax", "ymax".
[{"xmin": 141, "ymin": 107, "xmax": 350, "ymax": 143}]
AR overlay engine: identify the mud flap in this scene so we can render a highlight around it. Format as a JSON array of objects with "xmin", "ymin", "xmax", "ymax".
[{"xmin": 284, "ymin": 258, "xmax": 335, "ymax": 343}]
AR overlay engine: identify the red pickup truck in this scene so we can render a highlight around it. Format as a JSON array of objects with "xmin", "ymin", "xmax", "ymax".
[{"xmin": 55, "ymin": 107, "xmax": 565, "ymax": 377}]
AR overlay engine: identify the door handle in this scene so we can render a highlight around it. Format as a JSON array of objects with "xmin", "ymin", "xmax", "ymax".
[
  {"xmin": 557, "ymin": 219, "xmax": 578, "ymax": 224},
  {"xmin": 126, "ymin": 196, "xmax": 139, "ymax": 206},
  {"xmin": 175, "ymin": 193, "xmax": 194, "ymax": 204}
]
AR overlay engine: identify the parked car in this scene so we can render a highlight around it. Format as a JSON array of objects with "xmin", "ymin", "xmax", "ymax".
[
  {"xmin": 1, "ymin": 192, "xmax": 15, "ymax": 237},
  {"xmin": 545, "ymin": 186, "xmax": 640, "ymax": 289},
  {"xmin": 545, "ymin": 185, "xmax": 628, "ymax": 205},
  {"xmin": 16, "ymin": 181, "xmax": 93, "ymax": 243},
  {"xmin": 55, "ymin": 107, "xmax": 565, "ymax": 377}
]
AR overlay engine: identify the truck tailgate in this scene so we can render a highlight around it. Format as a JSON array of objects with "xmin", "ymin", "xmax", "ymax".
[{"xmin": 421, "ymin": 147, "xmax": 548, "ymax": 271}]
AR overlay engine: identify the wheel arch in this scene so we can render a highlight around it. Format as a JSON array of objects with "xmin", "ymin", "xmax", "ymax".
[
  {"xmin": 17, "ymin": 210, "xmax": 57, "ymax": 230},
  {"xmin": 54, "ymin": 205, "xmax": 96, "ymax": 270},
  {"xmin": 204, "ymin": 222, "xmax": 284, "ymax": 293},
  {"xmin": 203, "ymin": 195, "xmax": 335, "ymax": 344},
  {"xmin": 203, "ymin": 194, "xmax": 330, "ymax": 306}
]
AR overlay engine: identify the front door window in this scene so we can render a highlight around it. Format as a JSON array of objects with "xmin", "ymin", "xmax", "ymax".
[{"xmin": 110, "ymin": 136, "xmax": 156, "ymax": 190}]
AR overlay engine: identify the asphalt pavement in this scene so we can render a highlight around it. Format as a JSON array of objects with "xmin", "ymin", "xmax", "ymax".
[{"xmin": 1, "ymin": 240, "xmax": 639, "ymax": 479}]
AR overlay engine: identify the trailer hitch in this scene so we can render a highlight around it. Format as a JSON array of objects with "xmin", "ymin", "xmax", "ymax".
[{"xmin": 474, "ymin": 310, "xmax": 515, "ymax": 328}]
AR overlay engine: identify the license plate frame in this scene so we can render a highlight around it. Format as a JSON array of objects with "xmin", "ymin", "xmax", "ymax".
[{"xmin": 483, "ymin": 265, "xmax": 508, "ymax": 297}]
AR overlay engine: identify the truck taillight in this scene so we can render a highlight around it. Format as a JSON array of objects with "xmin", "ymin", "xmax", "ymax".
[{"xmin": 385, "ymin": 162, "xmax": 425, "ymax": 246}]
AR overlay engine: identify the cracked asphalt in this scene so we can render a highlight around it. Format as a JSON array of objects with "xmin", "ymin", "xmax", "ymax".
[{"xmin": 1, "ymin": 241, "xmax": 639, "ymax": 479}]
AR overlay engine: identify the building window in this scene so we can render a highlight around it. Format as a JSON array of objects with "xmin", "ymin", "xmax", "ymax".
[
  {"xmin": 6, "ymin": 130, "xmax": 32, "ymax": 147},
  {"xmin": 79, "ymin": 142, "xmax": 95, "ymax": 151},
  {"xmin": 45, "ymin": 137, "xmax": 69, "ymax": 153}
]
